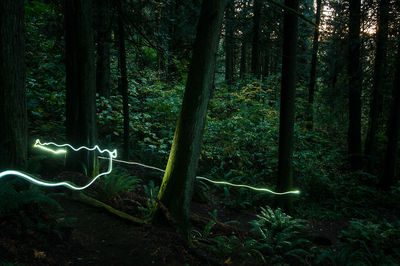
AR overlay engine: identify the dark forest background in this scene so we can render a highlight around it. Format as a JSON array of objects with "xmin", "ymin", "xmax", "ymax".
[{"xmin": 1, "ymin": 0, "xmax": 400, "ymax": 265}]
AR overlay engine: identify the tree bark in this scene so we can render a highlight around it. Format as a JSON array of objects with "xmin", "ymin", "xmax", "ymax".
[
  {"xmin": 240, "ymin": 39, "xmax": 247, "ymax": 78},
  {"xmin": 153, "ymin": 0, "xmax": 228, "ymax": 232},
  {"xmin": 364, "ymin": 0, "xmax": 390, "ymax": 171},
  {"xmin": 381, "ymin": 37, "xmax": 400, "ymax": 189},
  {"xmin": 65, "ymin": 0, "xmax": 97, "ymax": 174},
  {"xmin": 225, "ymin": 1, "xmax": 235, "ymax": 84},
  {"xmin": 0, "ymin": 0, "xmax": 27, "ymax": 170},
  {"xmin": 251, "ymin": 0, "xmax": 262, "ymax": 78},
  {"xmin": 307, "ymin": 0, "xmax": 322, "ymax": 129},
  {"xmin": 117, "ymin": 1, "xmax": 130, "ymax": 160},
  {"xmin": 347, "ymin": 0, "xmax": 362, "ymax": 170},
  {"xmin": 277, "ymin": 0, "xmax": 299, "ymax": 212},
  {"xmin": 95, "ymin": 0, "xmax": 112, "ymax": 98},
  {"xmin": 262, "ymin": 31, "xmax": 271, "ymax": 78}
]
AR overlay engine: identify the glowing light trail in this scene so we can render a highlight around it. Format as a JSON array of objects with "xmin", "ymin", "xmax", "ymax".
[
  {"xmin": 0, "ymin": 140, "xmax": 117, "ymax": 190},
  {"xmin": 195, "ymin": 176, "xmax": 300, "ymax": 195},
  {"xmin": 0, "ymin": 140, "xmax": 299, "ymax": 195},
  {"xmin": 99, "ymin": 156, "xmax": 165, "ymax": 172},
  {"xmin": 99, "ymin": 157, "xmax": 300, "ymax": 195}
]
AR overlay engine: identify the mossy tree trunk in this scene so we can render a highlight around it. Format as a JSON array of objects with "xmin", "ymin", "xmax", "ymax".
[
  {"xmin": 65, "ymin": 0, "xmax": 97, "ymax": 174},
  {"xmin": 0, "ymin": 0, "xmax": 27, "ymax": 170},
  {"xmin": 276, "ymin": 0, "xmax": 299, "ymax": 213},
  {"xmin": 153, "ymin": 0, "xmax": 228, "ymax": 232}
]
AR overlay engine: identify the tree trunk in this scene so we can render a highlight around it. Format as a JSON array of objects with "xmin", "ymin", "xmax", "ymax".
[
  {"xmin": 277, "ymin": 0, "xmax": 299, "ymax": 212},
  {"xmin": 153, "ymin": 0, "xmax": 228, "ymax": 231},
  {"xmin": 251, "ymin": 0, "xmax": 262, "ymax": 78},
  {"xmin": 0, "ymin": 0, "xmax": 27, "ymax": 170},
  {"xmin": 117, "ymin": 1, "xmax": 130, "ymax": 160},
  {"xmin": 347, "ymin": 0, "xmax": 362, "ymax": 170},
  {"xmin": 65, "ymin": 0, "xmax": 97, "ymax": 174},
  {"xmin": 381, "ymin": 37, "xmax": 400, "ymax": 189},
  {"xmin": 364, "ymin": 0, "xmax": 389, "ymax": 171},
  {"xmin": 307, "ymin": 0, "xmax": 322, "ymax": 129},
  {"xmin": 240, "ymin": 39, "xmax": 247, "ymax": 78},
  {"xmin": 262, "ymin": 31, "xmax": 271, "ymax": 78},
  {"xmin": 225, "ymin": 1, "xmax": 235, "ymax": 84},
  {"xmin": 95, "ymin": 0, "xmax": 112, "ymax": 98},
  {"xmin": 157, "ymin": 2, "xmax": 169, "ymax": 82}
]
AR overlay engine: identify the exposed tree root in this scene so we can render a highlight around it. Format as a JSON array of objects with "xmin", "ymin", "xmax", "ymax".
[{"xmin": 70, "ymin": 191, "xmax": 148, "ymax": 224}]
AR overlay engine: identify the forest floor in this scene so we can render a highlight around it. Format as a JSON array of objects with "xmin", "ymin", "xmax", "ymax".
[
  {"xmin": 0, "ymin": 188, "xmax": 346, "ymax": 266},
  {"xmin": 1, "ymin": 163, "xmax": 399, "ymax": 265}
]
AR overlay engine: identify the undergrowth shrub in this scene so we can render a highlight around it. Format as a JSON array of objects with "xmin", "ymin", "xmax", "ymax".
[
  {"xmin": 316, "ymin": 219, "xmax": 400, "ymax": 265},
  {"xmin": 250, "ymin": 206, "xmax": 315, "ymax": 264},
  {"xmin": 0, "ymin": 178, "xmax": 71, "ymax": 240},
  {"xmin": 94, "ymin": 167, "xmax": 140, "ymax": 202},
  {"xmin": 138, "ymin": 180, "xmax": 159, "ymax": 218}
]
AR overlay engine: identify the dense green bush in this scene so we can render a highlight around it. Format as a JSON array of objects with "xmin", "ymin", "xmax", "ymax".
[{"xmin": 317, "ymin": 219, "xmax": 400, "ymax": 265}]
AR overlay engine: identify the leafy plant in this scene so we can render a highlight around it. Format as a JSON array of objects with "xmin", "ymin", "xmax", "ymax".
[
  {"xmin": 316, "ymin": 219, "xmax": 400, "ymax": 265},
  {"xmin": 0, "ymin": 178, "xmax": 72, "ymax": 240},
  {"xmin": 94, "ymin": 167, "xmax": 139, "ymax": 202},
  {"xmin": 250, "ymin": 206, "xmax": 314, "ymax": 264},
  {"xmin": 0, "ymin": 178, "xmax": 60, "ymax": 216},
  {"xmin": 138, "ymin": 180, "xmax": 159, "ymax": 218},
  {"xmin": 207, "ymin": 234, "xmax": 267, "ymax": 263}
]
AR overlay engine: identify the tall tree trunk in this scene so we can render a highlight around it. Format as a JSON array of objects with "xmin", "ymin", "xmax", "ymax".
[
  {"xmin": 0, "ymin": 0, "xmax": 27, "ymax": 170},
  {"xmin": 347, "ymin": 0, "xmax": 362, "ymax": 170},
  {"xmin": 307, "ymin": 0, "xmax": 322, "ymax": 129},
  {"xmin": 117, "ymin": 1, "xmax": 130, "ymax": 160},
  {"xmin": 240, "ymin": 39, "xmax": 247, "ymax": 78},
  {"xmin": 157, "ymin": 2, "xmax": 169, "ymax": 82},
  {"xmin": 251, "ymin": 0, "xmax": 262, "ymax": 78},
  {"xmin": 262, "ymin": 31, "xmax": 271, "ymax": 78},
  {"xmin": 65, "ymin": 0, "xmax": 97, "ymax": 174},
  {"xmin": 277, "ymin": 0, "xmax": 299, "ymax": 212},
  {"xmin": 153, "ymin": 0, "xmax": 228, "ymax": 231},
  {"xmin": 381, "ymin": 37, "xmax": 400, "ymax": 189},
  {"xmin": 225, "ymin": 1, "xmax": 235, "ymax": 84},
  {"xmin": 95, "ymin": 0, "xmax": 112, "ymax": 98},
  {"xmin": 364, "ymin": 0, "xmax": 390, "ymax": 171}
]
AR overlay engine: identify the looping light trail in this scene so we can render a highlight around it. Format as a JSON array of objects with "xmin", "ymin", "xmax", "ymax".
[
  {"xmin": 0, "ymin": 140, "xmax": 300, "ymax": 195},
  {"xmin": 99, "ymin": 157, "xmax": 300, "ymax": 195},
  {"xmin": 0, "ymin": 139, "xmax": 117, "ymax": 191}
]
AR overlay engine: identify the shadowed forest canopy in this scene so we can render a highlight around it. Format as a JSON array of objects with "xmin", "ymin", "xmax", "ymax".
[{"xmin": 0, "ymin": 0, "xmax": 400, "ymax": 264}]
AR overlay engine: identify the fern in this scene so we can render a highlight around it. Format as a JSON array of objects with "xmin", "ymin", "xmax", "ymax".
[
  {"xmin": 250, "ymin": 206, "xmax": 313, "ymax": 264},
  {"xmin": 95, "ymin": 167, "xmax": 139, "ymax": 201},
  {"xmin": 138, "ymin": 180, "xmax": 159, "ymax": 218},
  {"xmin": 316, "ymin": 219, "xmax": 400, "ymax": 265},
  {"xmin": 0, "ymin": 178, "xmax": 60, "ymax": 216}
]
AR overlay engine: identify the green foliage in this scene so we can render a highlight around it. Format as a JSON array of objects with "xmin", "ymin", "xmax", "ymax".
[
  {"xmin": 138, "ymin": 180, "xmax": 159, "ymax": 218},
  {"xmin": 96, "ymin": 79, "xmax": 183, "ymax": 167},
  {"xmin": 197, "ymin": 206, "xmax": 315, "ymax": 264},
  {"xmin": 316, "ymin": 219, "xmax": 400, "ymax": 265},
  {"xmin": 25, "ymin": 1, "xmax": 65, "ymax": 139},
  {"xmin": 0, "ymin": 178, "xmax": 72, "ymax": 240},
  {"xmin": 250, "ymin": 206, "xmax": 314, "ymax": 264},
  {"xmin": 94, "ymin": 167, "xmax": 139, "ymax": 202},
  {"xmin": 207, "ymin": 234, "xmax": 267, "ymax": 263},
  {"xmin": 0, "ymin": 179, "xmax": 60, "ymax": 216}
]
